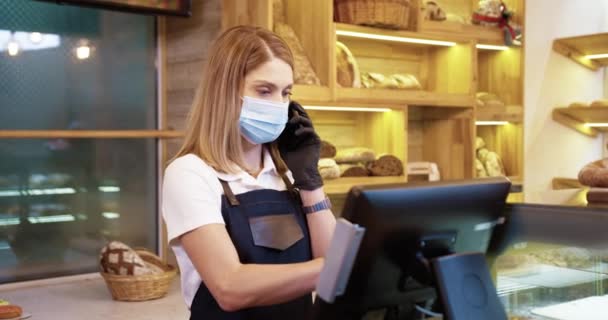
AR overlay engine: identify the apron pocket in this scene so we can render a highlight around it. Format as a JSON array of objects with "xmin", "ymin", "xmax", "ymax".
[{"xmin": 249, "ymin": 213, "xmax": 304, "ymax": 250}]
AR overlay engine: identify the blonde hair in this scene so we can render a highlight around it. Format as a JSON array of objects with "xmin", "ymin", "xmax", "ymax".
[{"xmin": 174, "ymin": 26, "xmax": 294, "ymax": 174}]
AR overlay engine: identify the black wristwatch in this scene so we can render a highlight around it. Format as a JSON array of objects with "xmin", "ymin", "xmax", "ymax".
[{"xmin": 302, "ymin": 197, "xmax": 332, "ymax": 214}]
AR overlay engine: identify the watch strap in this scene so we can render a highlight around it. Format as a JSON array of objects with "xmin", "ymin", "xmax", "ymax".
[{"xmin": 302, "ymin": 197, "xmax": 332, "ymax": 214}]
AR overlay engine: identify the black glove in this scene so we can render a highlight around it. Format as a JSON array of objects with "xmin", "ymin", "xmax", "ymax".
[{"xmin": 278, "ymin": 101, "xmax": 323, "ymax": 191}]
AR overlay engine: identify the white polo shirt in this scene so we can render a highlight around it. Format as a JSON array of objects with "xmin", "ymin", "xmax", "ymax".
[{"xmin": 161, "ymin": 148, "xmax": 294, "ymax": 308}]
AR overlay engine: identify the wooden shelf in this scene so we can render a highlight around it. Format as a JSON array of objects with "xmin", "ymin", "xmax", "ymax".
[
  {"xmin": 553, "ymin": 33, "xmax": 608, "ymax": 71},
  {"xmin": 552, "ymin": 107, "xmax": 608, "ymax": 137},
  {"xmin": 336, "ymin": 88, "xmax": 473, "ymax": 107},
  {"xmin": 323, "ymin": 176, "xmax": 407, "ymax": 196},
  {"xmin": 552, "ymin": 177, "xmax": 583, "ymax": 190},
  {"xmin": 335, "ymin": 22, "xmax": 466, "ymax": 46},
  {"xmin": 476, "ymin": 105, "xmax": 523, "ymax": 122},
  {"xmin": 418, "ymin": 20, "xmax": 505, "ymax": 45}
]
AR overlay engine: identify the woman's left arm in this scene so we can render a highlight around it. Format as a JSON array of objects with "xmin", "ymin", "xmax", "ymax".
[
  {"xmin": 279, "ymin": 101, "xmax": 337, "ymax": 258},
  {"xmin": 300, "ymin": 188, "xmax": 336, "ymax": 258}
]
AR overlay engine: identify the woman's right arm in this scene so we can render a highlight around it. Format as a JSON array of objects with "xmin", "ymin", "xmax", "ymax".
[
  {"xmin": 163, "ymin": 158, "xmax": 323, "ymax": 312},
  {"xmin": 181, "ymin": 225, "xmax": 323, "ymax": 311}
]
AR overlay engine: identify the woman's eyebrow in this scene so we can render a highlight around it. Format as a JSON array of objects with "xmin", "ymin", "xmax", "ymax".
[
  {"xmin": 252, "ymin": 80, "xmax": 277, "ymax": 89},
  {"xmin": 252, "ymin": 80, "xmax": 293, "ymax": 90}
]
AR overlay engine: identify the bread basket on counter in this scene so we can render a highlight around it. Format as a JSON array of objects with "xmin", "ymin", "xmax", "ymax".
[
  {"xmin": 335, "ymin": 0, "xmax": 412, "ymax": 30},
  {"xmin": 100, "ymin": 249, "xmax": 177, "ymax": 301}
]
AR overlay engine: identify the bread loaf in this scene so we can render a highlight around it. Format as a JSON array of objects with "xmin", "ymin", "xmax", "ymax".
[
  {"xmin": 318, "ymin": 158, "xmax": 340, "ymax": 180},
  {"xmin": 336, "ymin": 41, "xmax": 361, "ymax": 88},
  {"xmin": 99, "ymin": 241, "xmax": 159, "ymax": 276},
  {"xmin": 568, "ymin": 101, "xmax": 589, "ymax": 108},
  {"xmin": 391, "ymin": 74, "xmax": 422, "ymax": 89},
  {"xmin": 475, "ymin": 159, "xmax": 488, "ymax": 177},
  {"xmin": 483, "ymin": 151, "xmax": 506, "ymax": 177},
  {"xmin": 367, "ymin": 155, "xmax": 404, "ymax": 176},
  {"xmin": 578, "ymin": 159, "xmax": 608, "ymax": 187},
  {"xmin": 320, "ymin": 140, "xmax": 337, "ymax": 158},
  {"xmin": 339, "ymin": 164, "xmax": 370, "ymax": 177},
  {"xmin": 0, "ymin": 305, "xmax": 22, "ymax": 319},
  {"xmin": 475, "ymin": 136, "xmax": 486, "ymax": 150},
  {"xmin": 274, "ymin": 23, "xmax": 321, "ymax": 85},
  {"xmin": 335, "ymin": 147, "xmax": 376, "ymax": 163},
  {"xmin": 590, "ymin": 99, "xmax": 608, "ymax": 107}
]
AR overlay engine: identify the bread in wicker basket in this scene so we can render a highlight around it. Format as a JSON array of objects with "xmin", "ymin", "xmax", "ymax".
[
  {"xmin": 335, "ymin": 0, "xmax": 412, "ymax": 30},
  {"xmin": 100, "ymin": 249, "xmax": 177, "ymax": 301}
]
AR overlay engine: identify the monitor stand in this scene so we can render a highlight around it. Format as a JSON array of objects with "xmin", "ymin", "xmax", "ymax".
[{"xmin": 415, "ymin": 232, "xmax": 507, "ymax": 320}]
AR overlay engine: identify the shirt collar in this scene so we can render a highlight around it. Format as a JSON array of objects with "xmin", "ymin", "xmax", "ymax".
[{"xmin": 213, "ymin": 146, "xmax": 280, "ymax": 182}]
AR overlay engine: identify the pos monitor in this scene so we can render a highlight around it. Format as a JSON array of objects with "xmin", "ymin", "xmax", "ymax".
[{"xmin": 313, "ymin": 177, "xmax": 512, "ymax": 320}]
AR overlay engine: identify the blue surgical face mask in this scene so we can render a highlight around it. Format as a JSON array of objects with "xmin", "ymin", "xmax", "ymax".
[{"xmin": 239, "ymin": 96, "xmax": 289, "ymax": 145}]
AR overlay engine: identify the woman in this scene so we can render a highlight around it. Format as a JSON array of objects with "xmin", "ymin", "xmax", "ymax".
[{"xmin": 162, "ymin": 25, "xmax": 336, "ymax": 319}]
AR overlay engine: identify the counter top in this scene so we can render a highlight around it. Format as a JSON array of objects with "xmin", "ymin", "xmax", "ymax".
[{"xmin": 0, "ymin": 274, "xmax": 189, "ymax": 320}]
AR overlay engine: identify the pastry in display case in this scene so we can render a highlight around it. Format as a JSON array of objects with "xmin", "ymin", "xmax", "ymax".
[{"xmin": 493, "ymin": 191, "xmax": 608, "ymax": 319}]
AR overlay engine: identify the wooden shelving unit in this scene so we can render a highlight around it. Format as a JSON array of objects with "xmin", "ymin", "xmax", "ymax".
[
  {"xmin": 476, "ymin": 105, "xmax": 523, "ymax": 122},
  {"xmin": 335, "ymin": 88, "xmax": 473, "ymax": 107},
  {"xmin": 552, "ymin": 107, "xmax": 608, "ymax": 137},
  {"xmin": 411, "ymin": 0, "xmax": 523, "ymax": 45},
  {"xmin": 553, "ymin": 33, "xmax": 608, "ymax": 71},
  {"xmin": 223, "ymin": 0, "xmax": 525, "ymax": 196}
]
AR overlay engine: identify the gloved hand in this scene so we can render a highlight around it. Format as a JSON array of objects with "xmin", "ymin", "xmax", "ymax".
[{"xmin": 277, "ymin": 101, "xmax": 323, "ymax": 191}]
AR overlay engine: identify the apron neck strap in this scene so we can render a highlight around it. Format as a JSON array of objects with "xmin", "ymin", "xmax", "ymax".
[{"xmin": 218, "ymin": 179, "xmax": 240, "ymax": 206}]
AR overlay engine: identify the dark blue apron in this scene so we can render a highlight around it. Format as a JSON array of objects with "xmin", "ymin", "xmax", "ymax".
[{"xmin": 189, "ymin": 169, "xmax": 313, "ymax": 320}]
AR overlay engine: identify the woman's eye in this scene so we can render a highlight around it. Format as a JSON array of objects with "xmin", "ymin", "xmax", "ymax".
[
  {"xmin": 282, "ymin": 91, "xmax": 292, "ymax": 98},
  {"xmin": 257, "ymin": 90, "xmax": 271, "ymax": 96}
]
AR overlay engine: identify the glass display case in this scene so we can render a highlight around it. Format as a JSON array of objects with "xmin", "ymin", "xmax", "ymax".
[{"xmin": 493, "ymin": 188, "xmax": 608, "ymax": 319}]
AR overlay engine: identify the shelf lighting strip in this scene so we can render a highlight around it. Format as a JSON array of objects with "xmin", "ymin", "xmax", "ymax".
[
  {"xmin": 476, "ymin": 44, "xmax": 509, "ymax": 51},
  {"xmin": 336, "ymin": 30, "xmax": 456, "ymax": 47},
  {"xmin": 303, "ymin": 106, "xmax": 391, "ymax": 112},
  {"xmin": 585, "ymin": 123, "xmax": 608, "ymax": 127},
  {"xmin": 585, "ymin": 53, "xmax": 608, "ymax": 60},
  {"xmin": 475, "ymin": 121, "xmax": 509, "ymax": 126}
]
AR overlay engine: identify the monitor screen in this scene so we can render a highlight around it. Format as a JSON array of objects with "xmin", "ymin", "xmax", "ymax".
[{"xmin": 313, "ymin": 177, "xmax": 512, "ymax": 319}]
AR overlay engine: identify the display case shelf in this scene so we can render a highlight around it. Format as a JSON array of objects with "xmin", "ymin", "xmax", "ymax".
[
  {"xmin": 553, "ymin": 33, "xmax": 608, "ymax": 71},
  {"xmin": 552, "ymin": 107, "xmax": 608, "ymax": 137}
]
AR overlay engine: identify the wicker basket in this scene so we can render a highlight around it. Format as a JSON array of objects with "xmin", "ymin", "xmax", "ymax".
[
  {"xmin": 100, "ymin": 249, "xmax": 177, "ymax": 302},
  {"xmin": 335, "ymin": 0, "xmax": 411, "ymax": 30}
]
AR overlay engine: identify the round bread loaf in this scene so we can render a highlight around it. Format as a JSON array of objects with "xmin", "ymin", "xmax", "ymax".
[
  {"xmin": 367, "ymin": 155, "xmax": 404, "ymax": 176},
  {"xmin": 99, "ymin": 241, "xmax": 157, "ymax": 276},
  {"xmin": 320, "ymin": 140, "xmax": 337, "ymax": 158},
  {"xmin": 578, "ymin": 159, "xmax": 608, "ymax": 187},
  {"xmin": 335, "ymin": 147, "xmax": 376, "ymax": 163},
  {"xmin": 340, "ymin": 165, "xmax": 370, "ymax": 177},
  {"xmin": 569, "ymin": 101, "xmax": 589, "ymax": 108},
  {"xmin": 590, "ymin": 99, "xmax": 608, "ymax": 107}
]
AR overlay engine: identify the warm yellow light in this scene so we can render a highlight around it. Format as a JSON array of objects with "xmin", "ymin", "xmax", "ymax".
[
  {"xmin": 585, "ymin": 53, "xmax": 608, "ymax": 60},
  {"xmin": 76, "ymin": 45, "xmax": 91, "ymax": 59},
  {"xmin": 7, "ymin": 40, "xmax": 19, "ymax": 56},
  {"xmin": 29, "ymin": 32, "xmax": 43, "ymax": 43},
  {"xmin": 336, "ymin": 30, "xmax": 456, "ymax": 47},
  {"xmin": 476, "ymin": 44, "xmax": 509, "ymax": 51},
  {"xmin": 475, "ymin": 121, "xmax": 509, "ymax": 126},
  {"xmin": 303, "ymin": 105, "xmax": 391, "ymax": 112},
  {"xmin": 585, "ymin": 123, "xmax": 608, "ymax": 127}
]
